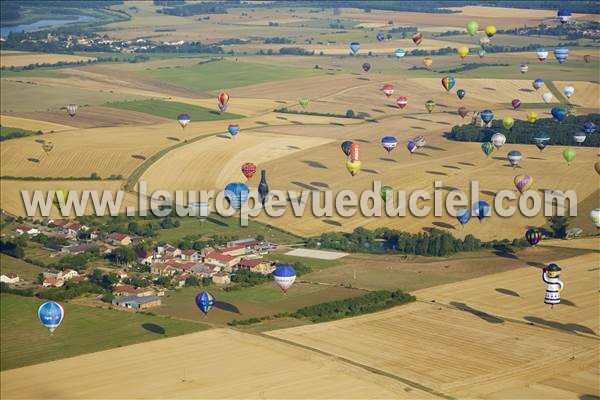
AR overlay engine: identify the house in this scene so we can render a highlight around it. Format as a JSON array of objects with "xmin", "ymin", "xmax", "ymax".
[
  {"xmin": 227, "ymin": 238, "xmax": 261, "ymax": 248},
  {"xmin": 237, "ymin": 259, "xmax": 274, "ymax": 275},
  {"xmin": 173, "ymin": 273, "xmax": 188, "ymax": 288},
  {"xmin": 116, "ymin": 270, "xmax": 128, "ymax": 280},
  {"xmin": 15, "ymin": 225, "xmax": 40, "ymax": 236},
  {"xmin": 63, "ymin": 222, "xmax": 88, "ymax": 237},
  {"xmin": 90, "ymin": 230, "xmax": 101, "ymax": 240},
  {"xmin": 51, "ymin": 219, "xmax": 69, "ymax": 228},
  {"xmin": 107, "ymin": 233, "xmax": 132, "ymax": 246},
  {"xmin": 218, "ymin": 244, "xmax": 248, "ymax": 257},
  {"xmin": 180, "ymin": 249, "xmax": 199, "ymax": 262},
  {"xmin": 58, "ymin": 269, "xmax": 79, "ymax": 281},
  {"xmin": 113, "ymin": 284, "xmax": 155, "ymax": 297},
  {"xmin": 162, "ymin": 244, "xmax": 181, "ymax": 258},
  {"xmin": 43, "ymin": 277, "xmax": 64, "ymax": 288},
  {"xmin": 70, "ymin": 275, "xmax": 88, "ymax": 284},
  {"xmin": 136, "ymin": 249, "xmax": 155, "ymax": 265},
  {"xmin": 60, "ymin": 243, "xmax": 95, "ymax": 255},
  {"xmin": 190, "ymin": 263, "xmax": 218, "ymax": 277},
  {"xmin": 204, "ymin": 251, "xmax": 240, "ymax": 272},
  {"xmin": 212, "ymin": 272, "xmax": 231, "ymax": 285},
  {"xmin": 0, "ymin": 273, "xmax": 19, "ymax": 284},
  {"xmin": 150, "ymin": 263, "xmax": 177, "ymax": 277},
  {"xmin": 112, "ymin": 295, "xmax": 161, "ymax": 310}
]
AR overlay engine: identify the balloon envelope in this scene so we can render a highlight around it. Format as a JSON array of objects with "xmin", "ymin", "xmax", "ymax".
[
  {"xmin": 591, "ymin": 208, "xmax": 600, "ymax": 228},
  {"xmin": 341, "ymin": 141, "xmax": 353, "ymax": 156},
  {"xmin": 67, "ymin": 104, "xmax": 78, "ymax": 117},
  {"xmin": 441, "ymin": 76, "xmax": 456, "ymax": 92},
  {"xmin": 382, "ymin": 84, "xmax": 394, "ymax": 97},
  {"xmin": 224, "ymin": 182, "xmax": 249, "ymax": 210},
  {"xmin": 536, "ymin": 48, "xmax": 548, "ymax": 62},
  {"xmin": 541, "ymin": 92, "xmax": 553, "ymax": 103},
  {"xmin": 195, "ymin": 291, "xmax": 215, "ymax": 315},
  {"xmin": 241, "ymin": 163, "xmax": 257, "ymax": 180},
  {"xmin": 425, "ymin": 100, "xmax": 436, "ymax": 113},
  {"xmin": 395, "ymin": 48, "xmax": 406, "ymax": 59},
  {"xmin": 458, "ymin": 106, "xmax": 468, "ymax": 118},
  {"xmin": 557, "ymin": 9, "xmax": 571, "ymax": 24},
  {"xmin": 484, "ymin": 25, "xmax": 496, "ymax": 37},
  {"xmin": 553, "ymin": 47, "xmax": 569, "ymax": 64},
  {"xmin": 527, "ymin": 111, "xmax": 538, "ymax": 124},
  {"xmin": 457, "ymin": 89, "xmax": 466, "ymax": 100},
  {"xmin": 473, "ymin": 201, "xmax": 490, "ymax": 221},
  {"xmin": 38, "ymin": 301, "xmax": 64, "ymax": 333},
  {"xmin": 396, "ymin": 96, "xmax": 408, "ymax": 109},
  {"xmin": 381, "ymin": 136, "xmax": 398, "ymax": 152},
  {"xmin": 228, "ymin": 123, "xmax": 240, "ymax": 136},
  {"xmin": 406, "ymin": 140, "xmax": 417, "ymax": 154},
  {"xmin": 456, "ymin": 208, "xmax": 471, "ymax": 225},
  {"xmin": 345, "ymin": 159, "xmax": 361, "ymax": 176},
  {"xmin": 381, "ymin": 186, "xmax": 393, "ymax": 201},
  {"xmin": 423, "ymin": 57, "xmax": 433, "ymax": 69},
  {"xmin": 562, "ymin": 147, "xmax": 576, "ymax": 165},
  {"xmin": 533, "ymin": 79, "xmax": 544, "ymax": 90},
  {"xmin": 362, "ymin": 62, "xmax": 371, "ymax": 72},
  {"xmin": 412, "ymin": 32, "xmax": 423, "ymax": 45},
  {"xmin": 481, "ymin": 142, "xmax": 494, "ymax": 157},
  {"xmin": 533, "ymin": 132, "xmax": 550, "ymax": 151},
  {"xmin": 563, "ymin": 86, "xmax": 574, "ymax": 98},
  {"xmin": 177, "ymin": 113, "xmax": 191, "ymax": 128},
  {"xmin": 519, "ymin": 64, "xmax": 529, "ymax": 74},
  {"xmin": 218, "ymin": 92, "xmax": 229, "ymax": 106},
  {"xmin": 466, "ymin": 21, "xmax": 479, "ymax": 36},
  {"xmin": 480, "ymin": 109, "xmax": 494, "ymax": 124},
  {"xmin": 526, "ymin": 229, "xmax": 542, "ymax": 245},
  {"xmin": 376, "ymin": 33, "xmax": 385, "ymax": 41},
  {"xmin": 457, "ymin": 46, "xmax": 469, "ymax": 58},
  {"xmin": 414, "ymin": 135, "xmax": 426, "ymax": 148},
  {"xmin": 491, "ymin": 132, "xmax": 506, "ymax": 149},
  {"xmin": 551, "ymin": 107, "xmax": 567, "ymax": 123},
  {"xmin": 273, "ymin": 265, "xmax": 296, "ymax": 292},
  {"xmin": 512, "ymin": 99, "xmax": 522, "ymax": 110},
  {"xmin": 298, "ymin": 97, "xmax": 309, "ymax": 108},
  {"xmin": 507, "ymin": 150, "xmax": 522, "ymax": 168},
  {"xmin": 350, "ymin": 42, "xmax": 360, "ymax": 54},
  {"xmin": 583, "ymin": 122, "xmax": 597, "ymax": 135},
  {"xmin": 502, "ymin": 117, "xmax": 514, "ymax": 130},
  {"xmin": 514, "ymin": 174, "xmax": 533, "ymax": 193}
]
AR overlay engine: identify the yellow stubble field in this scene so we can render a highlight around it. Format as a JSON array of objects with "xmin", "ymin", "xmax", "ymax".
[{"xmin": 0, "ymin": 52, "xmax": 96, "ymax": 68}]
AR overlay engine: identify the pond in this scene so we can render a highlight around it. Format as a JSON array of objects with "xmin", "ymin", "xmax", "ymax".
[{"xmin": 1, "ymin": 15, "xmax": 99, "ymax": 37}]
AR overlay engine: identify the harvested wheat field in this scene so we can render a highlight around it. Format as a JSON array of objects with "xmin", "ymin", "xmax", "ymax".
[
  {"xmin": 268, "ymin": 252, "xmax": 600, "ymax": 399},
  {"xmin": 554, "ymin": 81, "xmax": 600, "ymax": 109},
  {"xmin": 0, "ymin": 115, "xmax": 75, "ymax": 133},
  {"xmin": 0, "ymin": 52, "xmax": 96, "ymax": 68},
  {"xmin": 0, "ymin": 329, "xmax": 435, "ymax": 400}
]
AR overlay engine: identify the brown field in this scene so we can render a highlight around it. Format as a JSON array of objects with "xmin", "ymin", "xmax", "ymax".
[
  {"xmin": 554, "ymin": 81, "xmax": 600, "ymax": 109},
  {"xmin": 0, "ymin": 115, "xmax": 75, "ymax": 133},
  {"xmin": 0, "ymin": 52, "xmax": 95, "ymax": 68}
]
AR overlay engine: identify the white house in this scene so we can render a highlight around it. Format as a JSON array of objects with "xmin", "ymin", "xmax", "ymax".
[
  {"xmin": 0, "ymin": 273, "xmax": 20, "ymax": 284},
  {"xmin": 15, "ymin": 225, "xmax": 40, "ymax": 236}
]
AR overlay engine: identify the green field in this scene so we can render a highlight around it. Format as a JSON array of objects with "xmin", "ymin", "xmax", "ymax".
[
  {"xmin": 0, "ymin": 254, "xmax": 44, "ymax": 281},
  {"xmin": 0, "ymin": 69, "xmax": 68, "ymax": 79},
  {"xmin": 450, "ymin": 60, "xmax": 598, "ymax": 81},
  {"xmin": 0, "ymin": 294, "xmax": 209, "ymax": 371},
  {"xmin": 0, "ymin": 125, "xmax": 37, "ymax": 139},
  {"xmin": 262, "ymin": 252, "xmax": 340, "ymax": 271},
  {"xmin": 140, "ymin": 59, "xmax": 322, "ymax": 91},
  {"xmin": 104, "ymin": 99, "xmax": 243, "ymax": 121}
]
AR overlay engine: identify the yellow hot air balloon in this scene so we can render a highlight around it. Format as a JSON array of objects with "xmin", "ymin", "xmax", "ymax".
[
  {"xmin": 425, "ymin": 100, "xmax": 436, "ymax": 113},
  {"xmin": 422, "ymin": 57, "xmax": 433, "ymax": 69},
  {"xmin": 484, "ymin": 25, "xmax": 496, "ymax": 38},
  {"xmin": 527, "ymin": 111, "xmax": 538, "ymax": 124},
  {"xmin": 52, "ymin": 190, "xmax": 69, "ymax": 211},
  {"xmin": 457, "ymin": 46, "xmax": 469, "ymax": 59},
  {"xmin": 502, "ymin": 117, "xmax": 515, "ymax": 130},
  {"xmin": 345, "ymin": 159, "xmax": 361, "ymax": 177}
]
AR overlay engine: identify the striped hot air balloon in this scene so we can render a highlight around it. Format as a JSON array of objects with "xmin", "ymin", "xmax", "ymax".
[
  {"xmin": 396, "ymin": 96, "xmax": 408, "ymax": 109},
  {"xmin": 381, "ymin": 136, "xmax": 398, "ymax": 153},
  {"xmin": 273, "ymin": 265, "xmax": 296, "ymax": 293},
  {"xmin": 557, "ymin": 9, "xmax": 571, "ymax": 24},
  {"xmin": 67, "ymin": 104, "xmax": 78, "ymax": 117},
  {"xmin": 414, "ymin": 135, "xmax": 426, "ymax": 149},
  {"xmin": 536, "ymin": 48, "xmax": 548, "ymax": 62},
  {"xmin": 514, "ymin": 174, "xmax": 533, "ymax": 194},
  {"xmin": 241, "ymin": 163, "xmax": 257, "ymax": 180},
  {"xmin": 382, "ymin": 84, "xmax": 394, "ymax": 98},
  {"xmin": 526, "ymin": 229, "xmax": 542, "ymax": 246},
  {"xmin": 224, "ymin": 182, "xmax": 249, "ymax": 210},
  {"xmin": 349, "ymin": 143, "xmax": 360, "ymax": 162},
  {"xmin": 553, "ymin": 47, "xmax": 569, "ymax": 64},
  {"xmin": 507, "ymin": 150, "xmax": 522, "ymax": 168},
  {"xmin": 177, "ymin": 113, "xmax": 191, "ymax": 128}
]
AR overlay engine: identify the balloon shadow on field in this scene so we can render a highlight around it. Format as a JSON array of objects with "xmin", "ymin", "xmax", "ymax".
[
  {"xmin": 214, "ymin": 301, "xmax": 241, "ymax": 314},
  {"xmin": 458, "ymin": 162, "xmax": 475, "ymax": 166},
  {"xmin": 495, "ymin": 288, "xmax": 520, "ymax": 297},
  {"xmin": 380, "ymin": 157, "xmax": 396, "ymax": 163},
  {"xmin": 524, "ymin": 316, "xmax": 596, "ymax": 335},
  {"xmin": 436, "ymin": 121, "xmax": 451, "ymax": 126},
  {"xmin": 206, "ymin": 217, "xmax": 228, "ymax": 227},
  {"xmin": 290, "ymin": 120, "xmax": 303, "ymax": 125},
  {"xmin": 424, "ymin": 145, "xmax": 446, "ymax": 151},
  {"xmin": 356, "ymin": 77, "xmax": 370, "ymax": 81},
  {"xmin": 579, "ymin": 395, "xmax": 600, "ymax": 400},
  {"xmin": 302, "ymin": 160, "xmax": 327, "ymax": 169},
  {"xmin": 450, "ymin": 302, "xmax": 504, "ymax": 324},
  {"xmin": 432, "ymin": 221, "xmax": 455, "ymax": 230},
  {"xmin": 386, "ymin": 104, "xmax": 400, "ymax": 110},
  {"xmin": 561, "ymin": 299, "xmax": 577, "ymax": 307},
  {"xmin": 493, "ymin": 246, "xmax": 519, "ymax": 259},
  {"xmin": 310, "ymin": 181, "xmax": 329, "ymax": 188},
  {"xmin": 526, "ymin": 261, "xmax": 546, "ymax": 269},
  {"xmin": 216, "ymin": 134, "xmax": 230, "ymax": 139},
  {"xmin": 527, "ymin": 156, "xmax": 546, "ymax": 160},
  {"xmin": 276, "ymin": 116, "xmax": 288, "ymax": 120},
  {"xmin": 426, "ymin": 170, "xmax": 447, "ymax": 176},
  {"xmin": 411, "ymin": 126, "xmax": 426, "ymax": 130},
  {"xmin": 354, "ymin": 139, "xmax": 371, "ymax": 143},
  {"xmin": 131, "ymin": 154, "xmax": 146, "ymax": 160},
  {"xmin": 483, "ymin": 87, "xmax": 496, "ymax": 91},
  {"xmin": 519, "ymin": 88, "xmax": 534, "ymax": 93},
  {"xmin": 142, "ymin": 323, "xmax": 165, "ymax": 335},
  {"xmin": 481, "ymin": 190, "xmax": 497, "ymax": 196},
  {"xmin": 255, "ymin": 121, "xmax": 269, "ymax": 125},
  {"xmin": 322, "ymin": 219, "xmax": 342, "ymax": 227},
  {"xmin": 411, "ymin": 152, "xmax": 430, "ymax": 157},
  {"xmin": 371, "ymin": 108, "xmax": 385, "ymax": 113},
  {"xmin": 34, "ymin": 139, "xmax": 45, "ymax": 144},
  {"xmin": 492, "ymin": 156, "xmax": 505, "ymax": 161},
  {"xmin": 329, "ymin": 122, "xmax": 345, "ymax": 126},
  {"xmin": 292, "ymin": 181, "xmax": 318, "ymax": 191},
  {"xmin": 208, "ymin": 110, "xmax": 221, "ymax": 116},
  {"xmin": 287, "ymin": 145, "xmax": 301, "ymax": 150},
  {"xmin": 362, "ymin": 168, "xmax": 379, "ymax": 174},
  {"xmin": 442, "ymin": 165, "xmax": 460, "ymax": 170},
  {"xmin": 27, "ymin": 158, "xmax": 40, "ymax": 163},
  {"xmin": 167, "ymin": 136, "xmax": 180, "ymax": 142}
]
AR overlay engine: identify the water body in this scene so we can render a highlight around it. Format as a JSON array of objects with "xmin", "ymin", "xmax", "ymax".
[{"xmin": 1, "ymin": 16, "xmax": 98, "ymax": 37}]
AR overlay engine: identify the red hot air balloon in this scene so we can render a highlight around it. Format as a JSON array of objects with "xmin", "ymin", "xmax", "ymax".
[
  {"xmin": 458, "ymin": 107, "xmax": 468, "ymax": 119},
  {"xmin": 412, "ymin": 32, "xmax": 423, "ymax": 46},
  {"xmin": 396, "ymin": 96, "xmax": 408, "ymax": 109},
  {"xmin": 382, "ymin": 84, "xmax": 394, "ymax": 98},
  {"xmin": 349, "ymin": 143, "xmax": 360, "ymax": 162},
  {"xmin": 241, "ymin": 163, "xmax": 257, "ymax": 180},
  {"xmin": 218, "ymin": 92, "xmax": 230, "ymax": 112}
]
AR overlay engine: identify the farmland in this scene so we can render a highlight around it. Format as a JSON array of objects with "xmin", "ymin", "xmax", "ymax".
[{"xmin": 104, "ymin": 99, "xmax": 243, "ymax": 121}]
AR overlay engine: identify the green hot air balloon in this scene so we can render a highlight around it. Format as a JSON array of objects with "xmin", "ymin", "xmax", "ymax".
[
  {"xmin": 298, "ymin": 98, "xmax": 309, "ymax": 109},
  {"xmin": 481, "ymin": 142, "xmax": 494, "ymax": 158},
  {"xmin": 562, "ymin": 147, "xmax": 576, "ymax": 165},
  {"xmin": 380, "ymin": 186, "xmax": 393, "ymax": 201},
  {"xmin": 466, "ymin": 21, "xmax": 479, "ymax": 36}
]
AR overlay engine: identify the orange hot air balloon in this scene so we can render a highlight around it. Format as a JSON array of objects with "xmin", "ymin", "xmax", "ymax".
[
  {"xmin": 241, "ymin": 163, "xmax": 257, "ymax": 180},
  {"xmin": 422, "ymin": 57, "xmax": 433, "ymax": 69},
  {"xmin": 349, "ymin": 143, "xmax": 360, "ymax": 162}
]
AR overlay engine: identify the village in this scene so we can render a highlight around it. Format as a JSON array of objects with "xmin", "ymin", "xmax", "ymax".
[{"xmin": 1, "ymin": 217, "xmax": 278, "ymax": 310}]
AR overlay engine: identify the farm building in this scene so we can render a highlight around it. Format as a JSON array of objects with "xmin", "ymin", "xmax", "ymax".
[
  {"xmin": 107, "ymin": 233, "xmax": 132, "ymax": 246},
  {"xmin": 212, "ymin": 272, "xmax": 231, "ymax": 285},
  {"xmin": 0, "ymin": 273, "xmax": 20, "ymax": 284},
  {"xmin": 112, "ymin": 295, "xmax": 161, "ymax": 310},
  {"xmin": 237, "ymin": 259, "xmax": 274, "ymax": 275}
]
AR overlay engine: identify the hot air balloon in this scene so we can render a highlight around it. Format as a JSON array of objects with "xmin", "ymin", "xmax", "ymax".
[
  {"xmin": 456, "ymin": 208, "xmax": 471, "ymax": 226},
  {"xmin": 466, "ymin": 21, "xmax": 479, "ymax": 36},
  {"xmin": 573, "ymin": 132, "xmax": 587, "ymax": 144},
  {"xmin": 551, "ymin": 107, "xmax": 567, "ymax": 123},
  {"xmin": 533, "ymin": 79, "xmax": 544, "ymax": 90},
  {"xmin": 502, "ymin": 117, "xmax": 515, "ymax": 131},
  {"xmin": 543, "ymin": 263, "xmax": 563, "ymax": 307},
  {"xmin": 557, "ymin": 9, "xmax": 571, "ymax": 24},
  {"xmin": 584, "ymin": 54, "xmax": 591, "ymax": 63},
  {"xmin": 480, "ymin": 109, "xmax": 494, "ymax": 126},
  {"xmin": 527, "ymin": 111, "xmax": 538, "ymax": 124},
  {"xmin": 376, "ymin": 33, "xmax": 385, "ymax": 42},
  {"xmin": 583, "ymin": 122, "xmax": 597, "ymax": 135},
  {"xmin": 298, "ymin": 97, "xmax": 309, "ymax": 109},
  {"xmin": 591, "ymin": 208, "xmax": 600, "ymax": 228},
  {"xmin": 553, "ymin": 47, "xmax": 569, "ymax": 64},
  {"xmin": 396, "ymin": 96, "xmax": 408, "ymax": 109},
  {"xmin": 481, "ymin": 142, "xmax": 494, "ymax": 158},
  {"xmin": 193, "ymin": 201, "xmax": 210, "ymax": 221},
  {"xmin": 362, "ymin": 62, "xmax": 371, "ymax": 72},
  {"xmin": 425, "ymin": 100, "xmax": 436, "ymax": 113},
  {"xmin": 533, "ymin": 132, "xmax": 550, "ymax": 151},
  {"xmin": 484, "ymin": 25, "xmax": 496, "ymax": 38},
  {"xmin": 512, "ymin": 99, "xmax": 522, "ymax": 110},
  {"xmin": 349, "ymin": 143, "xmax": 360, "ymax": 162},
  {"xmin": 507, "ymin": 150, "xmax": 522, "ymax": 168},
  {"xmin": 345, "ymin": 159, "xmax": 361, "ymax": 176},
  {"xmin": 541, "ymin": 92, "xmax": 553, "ymax": 103},
  {"xmin": 514, "ymin": 174, "xmax": 533, "ymax": 194},
  {"xmin": 67, "ymin": 104, "xmax": 78, "ymax": 117},
  {"xmin": 395, "ymin": 48, "xmax": 406, "ymax": 60},
  {"xmin": 526, "ymin": 229, "xmax": 542, "ymax": 246},
  {"xmin": 473, "ymin": 201, "xmax": 490, "ymax": 221},
  {"xmin": 423, "ymin": 57, "xmax": 433, "ymax": 69},
  {"xmin": 382, "ymin": 84, "xmax": 394, "ymax": 98},
  {"xmin": 52, "ymin": 190, "xmax": 69, "ymax": 211},
  {"xmin": 478, "ymin": 49, "xmax": 486, "ymax": 58},
  {"xmin": 406, "ymin": 140, "xmax": 417, "ymax": 154},
  {"xmin": 273, "ymin": 265, "xmax": 296, "ymax": 293},
  {"xmin": 38, "ymin": 301, "xmax": 64, "ymax": 333},
  {"xmin": 457, "ymin": 46, "xmax": 469, "ymax": 59},
  {"xmin": 350, "ymin": 42, "xmax": 360, "ymax": 54},
  {"xmin": 457, "ymin": 89, "xmax": 466, "ymax": 100},
  {"xmin": 380, "ymin": 185, "xmax": 393, "ymax": 201},
  {"xmin": 218, "ymin": 92, "xmax": 230, "ymax": 113},
  {"xmin": 258, "ymin": 170, "xmax": 269, "ymax": 205},
  {"xmin": 412, "ymin": 32, "xmax": 423, "ymax": 46},
  {"xmin": 228, "ymin": 123, "xmax": 240, "ymax": 137},
  {"xmin": 536, "ymin": 48, "xmax": 548, "ymax": 62},
  {"xmin": 177, "ymin": 113, "xmax": 191, "ymax": 128},
  {"xmin": 563, "ymin": 85, "xmax": 574, "ymax": 99},
  {"xmin": 491, "ymin": 132, "xmax": 506, "ymax": 149},
  {"xmin": 414, "ymin": 135, "xmax": 426, "ymax": 149},
  {"xmin": 224, "ymin": 182, "xmax": 249, "ymax": 210},
  {"xmin": 341, "ymin": 141, "xmax": 353, "ymax": 156},
  {"xmin": 195, "ymin": 291, "xmax": 215, "ymax": 315},
  {"xmin": 562, "ymin": 147, "xmax": 576, "ymax": 165},
  {"xmin": 381, "ymin": 136, "xmax": 398, "ymax": 153},
  {"xmin": 479, "ymin": 37, "xmax": 490, "ymax": 47},
  {"xmin": 241, "ymin": 163, "xmax": 257, "ymax": 180},
  {"xmin": 441, "ymin": 76, "xmax": 455, "ymax": 92},
  {"xmin": 519, "ymin": 64, "xmax": 529, "ymax": 74},
  {"xmin": 42, "ymin": 141, "xmax": 54, "ymax": 154},
  {"xmin": 458, "ymin": 106, "xmax": 468, "ymax": 119}
]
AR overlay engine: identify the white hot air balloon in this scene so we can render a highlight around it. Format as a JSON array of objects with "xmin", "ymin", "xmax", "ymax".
[
  {"xmin": 563, "ymin": 86, "xmax": 575, "ymax": 99},
  {"xmin": 542, "ymin": 92, "xmax": 554, "ymax": 103},
  {"xmin": 491, "ymin": 132, "xmax": 506, "ymax": 149},
  {"xmin": 573, "ymin": 132, "xmax": 587, "ymax": 144},
  {"xmin": 590, "ymin": 208, "xmax": 600, "ymax": 228},
  {"xmin": 507, "ymin": 150, "xmax": 522, "ymax": 168}
]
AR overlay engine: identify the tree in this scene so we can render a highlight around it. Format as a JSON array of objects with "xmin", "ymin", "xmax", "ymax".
[
  {"xmin": 345, "ymin": 109, "xmax": 356, "ymax": 118},
  {"xmin": 109, "ymin": 246, "xmax": 137, "ymax": 265},
  {"xmin": 548, "ymin": 216, "xmax": 570, "ymax": 239}
]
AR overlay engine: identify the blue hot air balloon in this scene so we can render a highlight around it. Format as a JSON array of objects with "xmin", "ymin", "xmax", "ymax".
[
  {"xmin": 177, "ymin": 113, "xmax": 191, "ymax": 128},
  {"xmin": 381, "ymin": 136, "xmax": 398, "ymax": 153},
  {"xmin": 473, "ymin": 201, "xmax": 490, "ymax": 222},
  {"xmin": 376, "ymin": 33, "xmax": 385, "ymax": 42},
  {"xmin": 557, "ymin": 9, "xmax": 571, "ymax": 24},
  {"xmin": 533, "ymin": 78, "xmax": 545, "ymax": 90},
  {"xmin": 583, "ymin": 121, "xmax": 597, "ymax": 135},
  {"xmin": 224, "ymin": 182, "xmax": 249, "ymax": 210},
  {"xmin": 551, "ymin": 107, "xmax": 567, "ymax": 123},
  {"xmin": 480, "ymin": 109, "xmax": 494, "ymax": 125},
  {"xmin": 227, "ymin": 123, "xmax": 240, "ymax": 137},
  {"xmin": 195, "ymin": 291, "xmax": 215, "ymax": 315},
  {"xmin": 553, "ymin": 47, "xmax": 569, "ymax": 64},
  {"xmin": 456, "ymin": 89, "xmax": 466, "ymax": 100},
  {"xmin": 395, "ymin": 48, "xmax": 406, "ymax": 59},
  {"xmin": 456, "ymin": 208, "xmax": 471, "ymax": 225},
  {"xmin": 273, "ymin": 265, "xmax": 296, "ymax": 293},
  {"xmin": 38, "ymin": 301, "xmax": 64, "ymax": 333},
  {"xmin": 350, "ymin": 42, "xmax": 360, "ymax": 54},
  {"xmin": 406, "ymin": 140, "xmax": 417, "ymax": 154}
]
